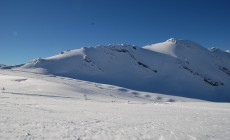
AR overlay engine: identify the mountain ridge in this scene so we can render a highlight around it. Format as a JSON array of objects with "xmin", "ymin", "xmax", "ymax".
[{"xmin": 3, "ymin": 39, "xmax": 230, "ymax": 102}]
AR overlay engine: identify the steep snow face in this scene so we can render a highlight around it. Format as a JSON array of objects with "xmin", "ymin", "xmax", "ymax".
[
  {"xmin": 144, "ymin": 38, "xmax": 210, "ymax": 60},
  {"xmin": 144, "ymin": 38, "xmax": 178, "ymax": 57},
  {"xmin": 13, "ymin": 40, "xmax": 230, "ymax": 102},
  {"xmin": 144, "ymin": 39, "xmax": 230, "ymax": 81}
]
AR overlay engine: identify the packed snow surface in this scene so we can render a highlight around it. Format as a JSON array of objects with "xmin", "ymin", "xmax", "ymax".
[{"xmin": 0, "ymin": 70, "xmax": 230, "ymax": 140}]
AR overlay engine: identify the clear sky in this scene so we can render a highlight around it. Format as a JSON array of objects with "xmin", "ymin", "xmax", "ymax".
[{"xmin": 1, "ymin": 0, "xmax": 230, "ymax": 65}]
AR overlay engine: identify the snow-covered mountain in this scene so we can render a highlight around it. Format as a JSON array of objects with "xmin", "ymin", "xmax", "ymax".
[
  {"xmin": 0, "ymin": 64, "xmax": 6, "ymax": 68},
  {"xmin": 8, "ymin": 38, "xmax": 230, "ymax": 102}
]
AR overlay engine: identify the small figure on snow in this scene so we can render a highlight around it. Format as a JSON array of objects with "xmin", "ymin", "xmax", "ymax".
[
  {"xmin": 2, "ymin": 87, "xmax": 5, "ymax": 93},
  {"xmin": 84, "ymin": 94, "xmax": 88, "ymax": 100}
]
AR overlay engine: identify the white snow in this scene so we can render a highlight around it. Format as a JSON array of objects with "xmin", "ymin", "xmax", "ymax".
[
  {"xmin": 10, "ymin": 39, "xmax": 230, "ymax": 102},
  {"xmin": 144, "ymin": 38, "xmax": 178, "ymax": 57},
  {"xmin": 0, "ymin": 64, "xmax": 6, "ymax": 68},
  {"xmin": 1, "ymin": 38, "xmax": 230, "ymax": 139},
  {"xmin": 0, "ymin": 69, "xmax": 230, "ymax": 140}
]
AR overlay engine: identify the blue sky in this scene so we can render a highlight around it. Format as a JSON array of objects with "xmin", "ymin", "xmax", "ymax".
[{"xmin": 1, "ymin": 0, "xmax": 230, "ymax": 65}]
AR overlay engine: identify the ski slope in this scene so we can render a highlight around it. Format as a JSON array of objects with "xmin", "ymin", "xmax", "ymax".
[{"xmin": 0, "ymin": 70, "xmax": 230, "ymax": 140}]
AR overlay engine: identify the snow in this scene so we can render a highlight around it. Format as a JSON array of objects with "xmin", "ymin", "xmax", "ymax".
[
  {"xmin": 144, "ymin": 38, "xmax": 178, "ymax": 57},
  {"xmin": 9, "ymin": 39, "xmax": 230, "ymax": 102},
  {"xmin": 1, "ymin": 38, "xmax": 230, "ymax": 139},
  {"xmin": 0, "ymin": 69, "xmax": 195, "ymax": 103},
  {"xmin": 0, "ymin": 69, "xmax": 230, "ymax": 140},
  {"xmin": 0, "ymin": 64, "xmax": 6, "ymax": 68}
]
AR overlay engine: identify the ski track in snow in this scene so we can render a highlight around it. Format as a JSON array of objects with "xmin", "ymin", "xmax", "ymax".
[
  {"xmin": 1, "ymin": 93, "xmax": 230, "ymax": 140},
  {"xmin": 0, "ymin": 70, "xmax": 230, "ymax": 140},
  {"xmin": 0, "ymin": 69, "xmax": 191, "ymax": 103}
]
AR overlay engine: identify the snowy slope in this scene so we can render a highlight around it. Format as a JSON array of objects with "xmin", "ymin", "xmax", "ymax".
[
  {"xmin": 0, "ymin": 64, "xmax": 6, "ymax": 68},
  {"xmin": 0, "ymin": 70, "xmax": 230, "ymax": 140},
  {"xmin": 8, "ymin": 39, "xmax": 230, "ymax": 102},
  {"xmin": 1, "ymin": 69, "xmax": 190, "ymax": 103},
  {"xmin": 1, "ymin": 70, "xmax": 230, "ymax": 140}
]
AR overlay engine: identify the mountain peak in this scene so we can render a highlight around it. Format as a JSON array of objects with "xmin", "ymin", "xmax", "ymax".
[
  {"xmin": 166, "ymin": 38, "xmax": 177, "ymax": 43},
  {"xmin": 209, "ymin": 47, "xmax": 222, "ymax": 52},
  {"xmin": 144, "ymin": 38, "xmax": 206, "ymax": 58}
]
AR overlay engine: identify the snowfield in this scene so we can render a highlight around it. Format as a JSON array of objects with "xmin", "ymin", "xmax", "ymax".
[
  {"xmin": 0, "ymin": 70, "xmax": 230, "ymax": 140},
  {"xmin": 1, "ymin": 38, "xmax": 230, "ymax": 139}
]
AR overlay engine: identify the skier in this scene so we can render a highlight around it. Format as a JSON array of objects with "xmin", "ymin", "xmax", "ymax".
[{"xmin": 2, "ymin": 87, "xmax": 5, "ymax": 93}]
